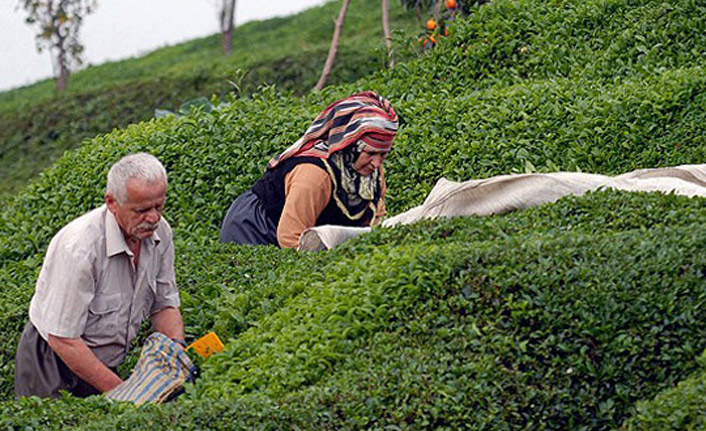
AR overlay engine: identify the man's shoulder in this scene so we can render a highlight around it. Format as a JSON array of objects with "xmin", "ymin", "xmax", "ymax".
[
  {"xmin": 60, "ymin": 205, "xmax": 106, "ymax": 236},
  {"xmin": 155, "ymin": 216, "xmax": 174, "ymax": 245},
  {"xmin": 50, "ymin": 206, "xmax": 106, "ymax": 257}
]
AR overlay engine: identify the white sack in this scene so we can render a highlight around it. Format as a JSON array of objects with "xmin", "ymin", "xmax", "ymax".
[{"xmin": 298, "ymin": 164, "xmax": 706, "ymax": 251}]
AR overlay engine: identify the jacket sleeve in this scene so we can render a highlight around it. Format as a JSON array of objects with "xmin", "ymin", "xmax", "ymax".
[{"xmin": 277, "ymin": 163, "xmax": 332, "ymax": 248}]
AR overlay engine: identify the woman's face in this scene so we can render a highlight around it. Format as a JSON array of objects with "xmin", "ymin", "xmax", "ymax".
[{"xmin": 353, "ymin": 150, "xmax": 388, "ymax": 176}]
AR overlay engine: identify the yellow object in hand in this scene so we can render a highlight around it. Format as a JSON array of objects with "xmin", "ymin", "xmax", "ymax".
[{"xmin": 186, "ymin": 332, "xmax": 224, "ymax": 359}]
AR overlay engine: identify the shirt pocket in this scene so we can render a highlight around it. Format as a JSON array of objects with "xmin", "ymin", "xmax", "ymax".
[
  {"xmin": 89, "ymin": 292, "xmax": 121, "ymax": 314},
  {"xmin": 85, "ymin": 292, "xmax": 122, "ymax": 339}
]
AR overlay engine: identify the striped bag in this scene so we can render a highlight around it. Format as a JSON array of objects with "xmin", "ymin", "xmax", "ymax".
[{"xmin": 105, "ymin": 332, "xmax": 197, "ymax": 405}]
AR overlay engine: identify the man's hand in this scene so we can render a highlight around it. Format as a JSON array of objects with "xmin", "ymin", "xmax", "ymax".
[
  {"xmin": 47, "ymin": 335, "xmax": 123, "ymax": 393},
  {"xmin": 151, "ymin": 306, "xmax": 185, "ymax": 347}
]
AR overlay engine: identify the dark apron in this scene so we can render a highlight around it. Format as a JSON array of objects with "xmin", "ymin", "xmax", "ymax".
[
  {"xmin": 14, "ymin": 322, "xmax": 114, "ymax": 399},
  {"xmin": 219, "ymin": 190, "xmax": 278, "ymax": 246}
]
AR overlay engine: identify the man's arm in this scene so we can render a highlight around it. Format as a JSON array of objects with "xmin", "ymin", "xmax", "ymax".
[
  {"xmin": 47, "ymin": 335, "xmax": 122, "ymax": 393},
  {"xmin": 151, "ymin": 306, "xmax": 185, "ymax": 343}
]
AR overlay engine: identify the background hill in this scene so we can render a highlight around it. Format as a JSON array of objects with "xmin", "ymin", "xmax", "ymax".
[
  {"xmin": 0, "ymin": 0, "xmax": 416, "ymax": 200},
  {"xmin": 1, "ymin": 0, "xmax": 706, "ymax": 429}
]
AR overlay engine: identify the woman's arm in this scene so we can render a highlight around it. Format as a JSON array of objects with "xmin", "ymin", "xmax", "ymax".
[{"xmin": 277, "ymin": 164, "xmax": 332, "ymax": 248}]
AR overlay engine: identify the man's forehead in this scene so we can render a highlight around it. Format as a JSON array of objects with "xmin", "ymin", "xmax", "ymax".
[{"xmin": 124, "ymin": 177, "xmax": 167, "ymax": 203}]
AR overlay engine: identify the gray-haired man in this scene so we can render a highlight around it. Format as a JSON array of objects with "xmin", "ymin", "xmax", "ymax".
[{"xmin": 15, "ymin": 153, "xmax": 185, "ymax": 398}]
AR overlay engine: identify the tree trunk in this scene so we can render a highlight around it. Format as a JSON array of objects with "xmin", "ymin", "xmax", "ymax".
[
  {"xmin": 433, "ymin": 0, "xmax": 442, "ymax": 19},
  {"xmin": 382, "ymin": 0, "xmax": 394, "ymax": 68},
  {"xmin": 314, "ymin": 0, "xmax": 351, "ymax": 91},
  {"xmin": 54, "ymin": 1, "xmax": 68, "ymax": 93},
  {"xmin": 414, "ymin": 1, "xmax": 423, "ymax": 23},
  {"xmin": 221, "ymin": 0, "xmax": 236, "ymax": 55},
  {"xmin": 222, "ymin": 27, "xmax": 233, "ymax": 56},
  {"xmin": 56, "ymin": 58, "xmax": 68, "ymax": 92}
]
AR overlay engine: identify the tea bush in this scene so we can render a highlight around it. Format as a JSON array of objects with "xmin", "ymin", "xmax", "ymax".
[
  {"xmin": 4, "ymin": 194, "xmax": 706, "ymax": 430},
  {"xmin": 624, "ymin": 351, "xmax": 706, "ymax": 431},
  {"xmin": 0, "ymin": 0, "xmax": 704, "ymax": 428}
]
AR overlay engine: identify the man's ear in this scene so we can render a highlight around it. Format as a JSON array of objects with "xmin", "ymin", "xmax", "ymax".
[{"xmin": 105, "ymin": 193, "xmax": 118, "ymax": 213}]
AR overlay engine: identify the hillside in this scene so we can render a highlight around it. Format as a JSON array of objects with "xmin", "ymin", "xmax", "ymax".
[
  {"xmin": 0, "ymin": 0, "xmax": 417, "ymax": 199},
  {"xmin": 1, "ymin": 0, "xmax": 706, "ymax": 429}
]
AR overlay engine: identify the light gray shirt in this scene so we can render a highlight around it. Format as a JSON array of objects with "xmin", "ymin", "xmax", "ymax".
[{"xmin": 29, "ymin": 205, "xmax": 180, "ymax": 367}]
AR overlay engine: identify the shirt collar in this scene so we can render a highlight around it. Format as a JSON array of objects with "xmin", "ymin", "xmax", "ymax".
[{"xmin": 104, "ymin": 205, "xmax": 161, "ymax": 257}]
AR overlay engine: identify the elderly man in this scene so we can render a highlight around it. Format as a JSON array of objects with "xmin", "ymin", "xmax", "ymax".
[{"xmin": 15, "ymin": 153, "xmax": 185, "ymax": 398}]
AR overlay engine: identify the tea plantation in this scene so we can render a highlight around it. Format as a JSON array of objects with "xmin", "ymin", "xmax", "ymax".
[{"xmin": 1, "ymin": 0, "xmax": 706, "ymax": 429}]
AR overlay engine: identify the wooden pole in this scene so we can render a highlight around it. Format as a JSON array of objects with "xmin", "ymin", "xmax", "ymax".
[
  {"xmin": 382, "ymin": 0, "xmax": 395, "ymax": 68},
  {"xmin": 314, "ymin": 0, "xmax": 351, "ymax": 91}
]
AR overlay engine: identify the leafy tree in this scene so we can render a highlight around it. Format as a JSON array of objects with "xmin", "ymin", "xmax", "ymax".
[
  {"xmin": 20, "ymin": 0, "xmax": 97, "ymax": 92},
  {"xmin": 219, "ymin": 0, "xmax": 237, "ymax": 56}
]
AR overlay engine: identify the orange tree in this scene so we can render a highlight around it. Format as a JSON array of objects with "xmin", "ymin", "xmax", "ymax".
[{"xmin": 404, "ymin": 0, "xmax": 467, "ymax": 50}]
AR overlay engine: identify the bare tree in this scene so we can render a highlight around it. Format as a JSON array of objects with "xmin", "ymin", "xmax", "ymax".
[
  {"xmin": 432, "ymin": 0, "xmax": 442, "ymax": 19},
  {"xmin": 401, "ymin": 0, "xmax": 488, "ymax": 18},
  {"xmin": 220, "ymin": 0, "xmax": 237, "ymax": 56},
  {"xmin": 314, "ymin": 0, "xmax": 351, "ymax": 91},
  {"xmin": 400, "ymin": 0, "xmax": 451, "ymax": 22},
  {"xmin": 382, "ymin": 0, "xmax": 395, "ymax": 68},
  {"xmin": 399, "ymin": 0, "xmax": 432, "ymax": 22},
  {"xmin": 21, "ymin": 0, "xmax": 96, "ymax": 92}
]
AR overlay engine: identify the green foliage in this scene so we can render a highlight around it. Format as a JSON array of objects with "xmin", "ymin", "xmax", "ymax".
[
  {"xmin": 0, "ymin": 0, "xmax": 705, "ymax": 428},
  {"xmin": 0, "ymin": 0, "xmax": 417, "ymax": 199},
  {"xmin": 5, "ymin": 192, "xmax": 706, "ymax": 430},
  {"xmin": 623, "ymin": 351, "xmax": 706, "ymax": 431},
  {"xmin": 0, "ymin": 395, "xmax": 129, "ymax": 430}
]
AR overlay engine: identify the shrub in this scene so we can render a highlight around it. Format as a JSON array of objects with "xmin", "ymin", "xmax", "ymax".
[{"xmin": 624, "ymin": 351, "xmax": 706, "ymax": 431}]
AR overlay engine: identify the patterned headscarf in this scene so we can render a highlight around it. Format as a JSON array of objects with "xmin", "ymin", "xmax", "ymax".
[
  {"xmin": 268, "ymin": 91, "xmax": 398, "ymax": 168},
  {"xmin": 268, "ymin": 91, "xmax": 398, "ymax": 222}
]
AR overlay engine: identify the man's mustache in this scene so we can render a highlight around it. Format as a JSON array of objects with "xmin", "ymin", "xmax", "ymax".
[{"xmin": 136, "ymin": 222, "xmax": 159, "ymax": 231}]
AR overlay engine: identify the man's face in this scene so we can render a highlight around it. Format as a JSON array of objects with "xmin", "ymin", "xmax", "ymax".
[
  {"xmin": 106, "ymin": 178, "xmax": 167, "ymax": 242},
  {"xmin": 353, "ymin": 150, "xmax": 388, "ymax": 176}
]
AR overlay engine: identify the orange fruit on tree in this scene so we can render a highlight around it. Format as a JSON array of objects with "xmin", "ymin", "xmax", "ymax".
[
  {"xmin": 426, "ymin": 18, "xmax": 437, "ymax": 31},
  {"xmin": 430, "ymin": 34, "xmax": 438, "ymax": 44},
  {"xmin": 446, "ymin": 0, "xmax": 457, "ymax": 9}
]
